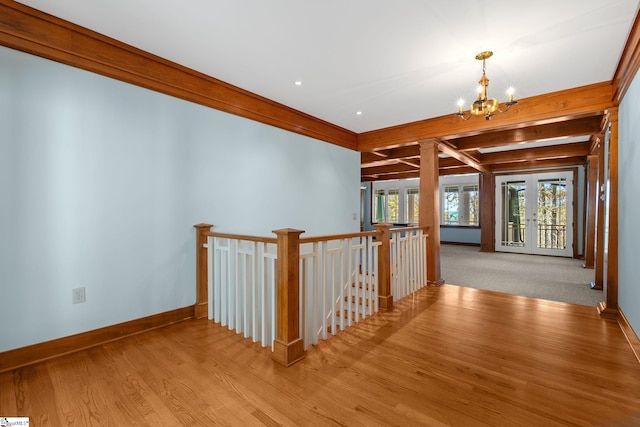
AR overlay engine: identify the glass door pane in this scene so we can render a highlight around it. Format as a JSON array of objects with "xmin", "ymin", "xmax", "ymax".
[
  {"xmin": 536, "ymin": 178, "xmax": 567, "ymax": 250},
  {"xmin": 532, "ymin": 172, "xmax": 573, "ymax": 257},
  {"xmin": 495, "ymin": 172, "xmax": 573, "ymax": 257},
  {"xmin": 498, "ymin": 180, "xmax": 527, "ymax": 250}
]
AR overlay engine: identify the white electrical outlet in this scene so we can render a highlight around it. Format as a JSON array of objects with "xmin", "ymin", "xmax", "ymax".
[{"xmin": 72, "ymin": 287, "xmax": 86, "ymax": 304}]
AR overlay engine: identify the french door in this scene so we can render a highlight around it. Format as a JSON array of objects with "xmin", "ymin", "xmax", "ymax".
[{"xmin": 495, "ymin": 171, "xmax": 573, "ymax": 257}]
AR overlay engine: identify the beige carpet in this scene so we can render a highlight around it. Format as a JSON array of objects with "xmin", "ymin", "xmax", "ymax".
[{"xmin": 440, "ymin": 244, "xmax": 603, "ymax": 306}]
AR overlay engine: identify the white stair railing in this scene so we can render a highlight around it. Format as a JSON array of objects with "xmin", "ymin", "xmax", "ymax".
[
  {"xmin": 299, "ymin": 233, "xmax": 379, "ymax": 348},
  {"xmin": 390, "ymin": 228, "xmax": 428, "ymax": 301},
  {"xmin": 207, "ymin": 234, "xmax": 278, "ymax": 349},
  {"xmin": 199, "ymin": 225, "xmax": 427, "ymax": 362}
]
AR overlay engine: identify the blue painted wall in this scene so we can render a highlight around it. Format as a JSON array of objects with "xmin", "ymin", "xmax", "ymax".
[{"xmin": 0, "ymin": 46, "xmax": 360, "ymax": 352}]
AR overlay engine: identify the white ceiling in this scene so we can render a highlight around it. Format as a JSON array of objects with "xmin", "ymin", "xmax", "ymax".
[{"xmin": 16, "ymin": 0, "xmax": 640, "ymax": 134}]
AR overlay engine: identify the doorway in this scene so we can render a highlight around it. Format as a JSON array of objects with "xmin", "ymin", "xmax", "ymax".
[{"xmin": 495, "ymin": 171, "xmax": 573, "ymax": 257}]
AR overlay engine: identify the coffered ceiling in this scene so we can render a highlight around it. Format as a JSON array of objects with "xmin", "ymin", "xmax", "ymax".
[
  {"xmin": 361, "ymin": 114, "xmax": 606, "ymax": 180},
  {"xmin": 12, "ymin": 0, "xmax": 640, "ymax": 179}
]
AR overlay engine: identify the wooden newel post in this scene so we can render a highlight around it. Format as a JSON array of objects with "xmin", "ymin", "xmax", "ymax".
[
  {"xmin": 375, "ymin": 223, "xmax": 393, "ymax": 311},
  {"xmin": 419, "ymin": 139, "xmax": 444, "ymax": 286},
  {"xmin": 193, "ymin": 223, "xmax": 213, "ymax": 319},
  {"xmin": 272, "ymin": 228, "xmax": 306, "ymax": 367}
]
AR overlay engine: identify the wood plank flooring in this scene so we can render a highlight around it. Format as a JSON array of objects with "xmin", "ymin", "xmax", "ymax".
[{"xmin": 2, "ymin": 284, "xmax": 640, "ymax": 426}]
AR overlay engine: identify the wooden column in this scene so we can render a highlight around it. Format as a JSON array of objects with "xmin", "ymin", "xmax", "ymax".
[
  {"xmin": 419, "ymin": 139, "xmax": 444, "ymax": 286},
  {"xmin": 193, "ymin": 223, "xmax": 213, "ymax": 319},
  {"xmin": 600, "ymin": 110, "xmax": 619, "ymax": 318},
  {"xmin": 583, "ymin": 153, "xmax": 598, "ymax": 269},
  {"xmin": 479, "ymin": 172, "xmax": 495, "ymax": 252},
  {"xmin": 592, "ymin": 140, "xmax": 605, "ymax": 290},
  {"xmin": 374, "ymin": 223, "xmax": 393, "ymax": 310},
  {"xmin": 272, "ymin": 228, "xmax": 305, "ymax": 367}
]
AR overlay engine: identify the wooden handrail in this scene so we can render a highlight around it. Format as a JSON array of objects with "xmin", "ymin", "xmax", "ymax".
[
  {"xmin": 203, "ymin": 231, "xmax": 277, "ymax": 245},
  {"xmin": 300, "ymin": 230, "xmax": 378, "ymax": 244},
  {"xmin": 204, "ymin": 228, "xmax": 425, "ymax": 246},
  {"xmin": 388, "ymin": 226, "xmax": 429, "ymax": 235}
]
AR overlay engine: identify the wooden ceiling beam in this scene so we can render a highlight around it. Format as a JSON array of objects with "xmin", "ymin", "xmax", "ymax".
[
  {"xmin": 358, "ymin": 82, "xmax": 614, "ymax": 151},
  {"xmin": 361, "ymin": 171, "xmax": 420, "ymax": 182},
  {"xmin": 361, "ymin": 162, "xmax": 419, "ymax": 175},
  {"xmin": 489, "ymin": 157, "xmax": 586, "ymax": 172},
  {"xmin": 361, "ymin": 166, "xmax": 479, "ymax": 182},
  {"xmin": 361, "ymin": 145, "xmax": 421, "ymax": 164},
  {"xmin": 377, "ymin": 145, "xmax": 421, "ymax": 160},
  {"xmin": 361, "ymin": 151, "xmax": 389, "ymax": 164},
  {"xmin": 439, "ymin": 157, "xmax": 464, "ymax": 168},
  {"xmin": 399, "ymin": 159, "xmax": 420, "ymax": 168},
  {"xmin": 589, "ymin": 133, "xmax": 605, "ymax": 155},
  {"xmin": 440, "ymin": 166, "xmax": 478, "ymax": 176},
  {"xmin": 437, "ymin": 140, "xmax": 488, "ymax": 173},
  {"xmin": 481, "ymin": 142, "xmax": 590, "ymax": 165},
  {"xmin": 361, "ymin": 158, "xmax": 405, "ymax": 168},
  {"xmin": 451, "ymin": 115, "xmax": 603, "ymax": 152}
]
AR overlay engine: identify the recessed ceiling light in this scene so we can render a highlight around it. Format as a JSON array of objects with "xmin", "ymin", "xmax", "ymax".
[
  {"xmin": 356, "ymin": 111, "xmax": 363, "ymax": 115},
  {"xmin": 294, "ymin": 81, "xmax": 302, "ymax": 86}
]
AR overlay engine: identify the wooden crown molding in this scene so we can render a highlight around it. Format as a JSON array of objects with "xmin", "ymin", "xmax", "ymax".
[
  {"xmin": 0, "ymin": 0, "xmax": 357, "ymax": 150},
  {"xmin": 613, "ymin": 6, "xmax": 640, "ymax": 103},
  {"xmin": 2, "ymin": 0, "xmax": 638, "ymax": 169}
]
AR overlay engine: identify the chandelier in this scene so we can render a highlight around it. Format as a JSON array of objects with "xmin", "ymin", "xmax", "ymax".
[{"xmin": 455, "ymin": 51, "xmax": 517, "ymax": 120}]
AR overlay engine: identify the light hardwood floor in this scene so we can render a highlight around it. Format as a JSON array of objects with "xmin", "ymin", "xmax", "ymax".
[{"xmin": 2, "ymin": 285, "xmax": 640, "ymax": 426}]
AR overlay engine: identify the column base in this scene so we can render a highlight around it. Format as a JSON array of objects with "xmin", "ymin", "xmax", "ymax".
[
  {"xmin": 378, "ymin": 295, "xmax": 394, "ymax": 311},
  {"xmin": 272, "ymin": 338, "xmax": 305, "ymax": 367},
  {"xmin": 428, "ymin": 278, "xmax": 445, "ymax": 286},
  {"xmin": 194, "ymin": 302, "xmax": 208, "ymax": 319},
  {"xmin": 597, "ymin": 302, "xmax": 617, "ymax": 320}
]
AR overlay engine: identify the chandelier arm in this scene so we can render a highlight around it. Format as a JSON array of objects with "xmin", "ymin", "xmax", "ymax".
[
  {"xmin": 497, "ymin": 100, "xmax": 518, "ymax": 114},
  {"xmin": 455, "ymin": 111, "xmax": 472, "ymax": 121}
]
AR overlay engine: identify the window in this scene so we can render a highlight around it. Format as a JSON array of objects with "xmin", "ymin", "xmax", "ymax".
[
  {"xmin": 442, "ymin": 184, "xmax": 479, "ymax": 225},
  {"xmin": 406, "ymin": 188, "xmax": 419, "ymax": 224},
  {"xmin": 371, "ymin": 181, "xmax": 417, "ymax": 224},
  {"xmin": 370, "ymin": 176, "xmax": 478, "ymax": 226},
  {"xmin": 462, "ymin": 184, "xmax": 479, "ymax": 225},
  {"xmin": 440, "ymin": 174, "xmax": 480, "ymax": 226},
  {"xmin": 373, "ymin": 188, "xmax": 399, "ymax": 223},
  {"xmin": 387, "ymin": 189, "xmax": 399, "ymax": 223},
  {"xmin": 373, "ymin": 189, "xmax": 386, "ymax": 222},
  {"xmin": 443, "ymin": 185, "xmax": 460, "ymax": 224}
]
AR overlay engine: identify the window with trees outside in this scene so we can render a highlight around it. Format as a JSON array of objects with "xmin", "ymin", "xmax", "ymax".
[
  {"xmin": 442, "ymin": 183, "xmax": 479, "ymax": 226},
  {"xmin": 372, "ymin": 179, "xmax": 419, "ymax": 224},
  {"xmin": 371, "ymin": 175, "xmax": 479, "ymax": 226},
  {"xmin": 406, "ymin": 188, "xmax": 419, "ymax": 224},
  {"xmin": 373, "ymin": 188, "xmax": 400, "ymax": 223}
]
